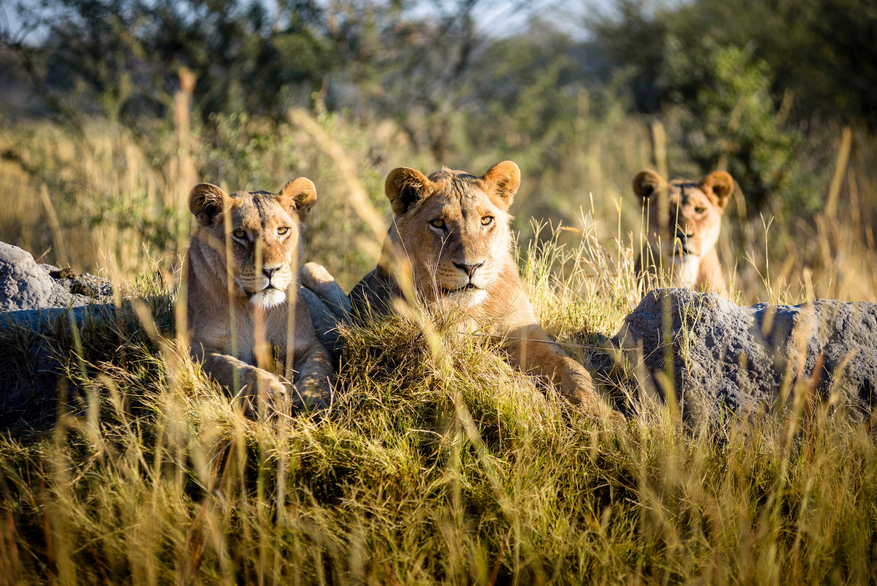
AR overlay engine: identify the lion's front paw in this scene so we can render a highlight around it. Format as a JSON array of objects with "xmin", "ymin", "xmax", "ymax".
[
  {"xmin": 291, "ymin": 376, "xmax": 333, "ymax": 412},
  {"xmin": 241, "ymin": 369, "xmax": 290, "ymax": 401},
  {"xmin": 569, "ymin": 386, "xmax": 625, "ymax": 426},
  {"xmin": 562, "ymin": 372, "xmax": 626, "ymax": 427},
  {"xmin": 596, "ymin": 404, "xmax": 627, "ymax": 428}
]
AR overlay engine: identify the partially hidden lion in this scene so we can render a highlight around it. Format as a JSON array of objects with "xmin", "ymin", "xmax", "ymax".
[
  {"xmin": 345, "ymin": 161, "xmax": 621, "ymax": 420},
  {"xmin": 633, "ymin": 169, "xmax": 734, "ymax": 297},
  {"xmin": 186, "ymin": 179, "xmax": 334, "ymax": 409}
]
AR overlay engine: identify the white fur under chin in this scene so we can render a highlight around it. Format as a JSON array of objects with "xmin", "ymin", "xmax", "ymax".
[
  {"xmin": 438, "ymin": 288, "xmax": 488, "ymax": 310},
  {"xmin": 466, "ymin": 289, "xmax": 488, "ymax": 306},
  {"xmin": 250, "ymin": 288, "xmax": 287, "ymax": 310}
]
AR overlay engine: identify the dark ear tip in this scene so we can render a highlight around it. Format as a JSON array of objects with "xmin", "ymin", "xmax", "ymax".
[
  {"xmin": 702, "ymin": 170, "xmax": 735, "ymax": 197},
  {"xmin": 482, "ymin": 161, "xmax": 521, "ymax": 211},
  {"xmin": 188, "ymin": 183, "xmax": 226, "ymax": 226},
  {"xmin": 188, "ymin": 183, "xmax": 225, "ymax": 212},
  {"xmin": 384, "ymin": 167, "xmax": 420, "ymax": 190},
  {"xmin": 486, "ymin": 160, "xmax": 521, "ymax": 176},
  {"xmin": 633, "ymin": 170, "xmax": 664, "ymax": 199},
  {"xmin": 385, "ymin": 167, "xmax": 429, "ymax": 214},
  {"xmin": 188, "ymin": 183, "xmax": 211, "ymax": 203},
  {"xmin": 278, "ymin": 177, "xmax": 318, "ymax": 217}
]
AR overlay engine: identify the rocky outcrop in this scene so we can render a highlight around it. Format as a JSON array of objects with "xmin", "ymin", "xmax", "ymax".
[
  {"xmin": 0, "ymin": 242, "xmax": 114, "ymax": 426},
  {"xmin": 1, "ymin": 241, "xmax": 114, "ymax": 321},
  {"xmin": 2, "ymin": 243, "xmax": 90, "ymax": 311},
  {"xmin": 593, "ymin": 289, "xmax": 877, "ymax": 423}
]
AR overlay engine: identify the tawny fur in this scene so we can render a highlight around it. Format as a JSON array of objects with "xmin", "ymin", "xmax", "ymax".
[
  {"xmin": 186, "ymin": 179, "xmax": 334, "ymax": 409},
  {"xmin": 633, "ymin": 169, "xmax": 734, "ymax": 297},
  {"xmin": 351, "ymin": 161, "xmax": 621, "ymax": 421}
]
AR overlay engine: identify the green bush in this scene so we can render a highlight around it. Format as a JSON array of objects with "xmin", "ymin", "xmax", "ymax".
[{"xmin": 662, "ymin": 37, "xmax": 803, "ymax": 213}]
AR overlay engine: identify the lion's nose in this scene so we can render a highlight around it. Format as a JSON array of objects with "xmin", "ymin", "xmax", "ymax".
[
  {"xmin": 263, "ymin": 267, "xmax": 280, "ymax": 280},
  {"xmin": 453, "ymin": 261, "xmax": 484, "ymax": 277},
  {"xmin": 675, "ymin": 229, "xmax": 693, "ymax": 241}
]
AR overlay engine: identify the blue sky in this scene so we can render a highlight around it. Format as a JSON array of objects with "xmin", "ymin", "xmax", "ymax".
[{"xmin": 1, "ymin": 0, "xmax": 621, "ymax": 44}]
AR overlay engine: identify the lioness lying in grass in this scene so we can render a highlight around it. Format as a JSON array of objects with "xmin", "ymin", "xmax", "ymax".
[
  {"xmin": 186, "ymin": 180, "xmax": 334, "ymax": 410},
  {"xmin": 334, "ymin": 161, "xmax": 622, "ymax": 421}
]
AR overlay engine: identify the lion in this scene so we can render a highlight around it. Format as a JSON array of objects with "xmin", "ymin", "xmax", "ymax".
[
  {"xmin": 346, "ymin": 161, "xmax": 621, "ymax": 421},
  {"xmin": 186, "ymin": 179, "xmax": 334, "ymax": 409},
  {"xmin": 633, "ymin": 169, "xmax": 734, "ymax": 297}
]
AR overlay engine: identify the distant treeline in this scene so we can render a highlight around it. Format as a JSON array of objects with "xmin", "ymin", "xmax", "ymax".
[{"xmin": 1, "ymin": 0, "xmax": 874, "ymax": 213}]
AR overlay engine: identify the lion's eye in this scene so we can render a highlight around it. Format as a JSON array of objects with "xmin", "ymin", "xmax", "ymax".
[
  {"xmin": 694, "ymin": 207, "xmax": 706, "ymax": 214},
  {"xmin": 277, "ymin": 226, "xmax": 289, "ymax": 235},
  {"xmin": 232, "ymin": 229, "xmax": 246, "ymax": 239},
  {"xmin": 481, "ymin": 216, "xmax": 494, "ymax": 226},
  {"xmin": 430, "ymin": 219, "xmax": 445, "ymax": 229}
]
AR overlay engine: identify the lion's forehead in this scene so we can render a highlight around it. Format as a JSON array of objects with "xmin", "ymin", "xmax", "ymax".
[
  {"xmin": 428, "ymin": 172, "xmax": 489, "ymax": 198},
  {"xmin": 667, "ymin": 182, "xmax": 712, "ymax": 208},
  {"xmin": 440, "ymin": 198, "xmax": 493, "ymax": 219},
  {"xmin": 427, "ymin": 169, "xmax": 479, "ymax": 185},
  {"xmin": 229, "ymin": 192, "xmax": 295, "ymax": 229},
  {"xmin": 417, "ymin": 186, "xmax": 497, "ymax": 220}
]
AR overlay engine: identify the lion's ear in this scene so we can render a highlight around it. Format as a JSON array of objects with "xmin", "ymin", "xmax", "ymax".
[
  {"xmin": 481, "ymin": 161, "xmax": 520, "ymax": 211},
  {"xmin": 633, "ymin": 170, "xmax": 666, "ymax": 201},
  {"xmin": 279, "ymin": 177, "xmax": 318, "ymax": 219},
  {"xmin": 700, "ymin": 170, "xmax": 734, "ymax": 209},
  {"xmin": 189, "ymin": 183, "xmax": 227, "ymax": 227},
  {"xmin": 385, "ymin": 167, "xmax": 432, "ymax": 216}
]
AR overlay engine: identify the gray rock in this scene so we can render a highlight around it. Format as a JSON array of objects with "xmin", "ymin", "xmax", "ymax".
[
  {"xmin": 41, "ymin": 264, "xmax": 115, "ymax": 300},
  {"xmin": 594, "ymin": 288, "xmax": 877, "ymax": 423},
  {"xmin": 0, "ymin": 242, "xmax": 115, "ymax": 427},
  {"xmin": 0, "ymin": 242, "xmax": 92, "ymax": 311}
]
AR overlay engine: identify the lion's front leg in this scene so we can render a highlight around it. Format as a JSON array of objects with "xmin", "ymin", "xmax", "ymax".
[
  {"xmin": 289, "ymin": 339, "xmax": 334, "ymax": 410},
  {"xmin": 280, "ymin": 300, "xmax": 336, "ymax": 411},
  {"xmin": 197, "ymin": 350, "xmax": 290, "ymax": 400},
  {"xmin": 504, "ymin": 324, "xmax": 622, "ymax": 422}
]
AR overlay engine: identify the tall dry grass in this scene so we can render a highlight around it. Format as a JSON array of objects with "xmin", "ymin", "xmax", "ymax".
[
  {"xmin": 0, "ymin": 224, "xmax": 874, "ymax": 583},
  {"xmin": 0, "ymin": 98, "xmax": 876, "ymax": 583}
]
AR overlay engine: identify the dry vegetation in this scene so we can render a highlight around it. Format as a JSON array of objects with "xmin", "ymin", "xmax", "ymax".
[{"xmin": 0, "ymin": 100, "xmax": 876, "ymax": 583}]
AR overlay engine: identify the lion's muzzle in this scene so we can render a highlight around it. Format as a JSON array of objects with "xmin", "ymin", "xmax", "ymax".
[{"xmin": 452, "ymin": 261, "xmax": 484, "ymax": 278}]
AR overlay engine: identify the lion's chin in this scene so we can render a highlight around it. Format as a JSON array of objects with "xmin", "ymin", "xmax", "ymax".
[
  {"xmin": 438, "ymin": 286, "xmax": 488, "ymax": 308},
  {"xmin": 250, "ymin": 287, "xmax": 287, "ymax": 310}
]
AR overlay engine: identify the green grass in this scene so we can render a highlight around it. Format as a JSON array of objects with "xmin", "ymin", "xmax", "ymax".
[{"xmin": 0, "ymin": 108, "xmax": 876, "ymax": 584}]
